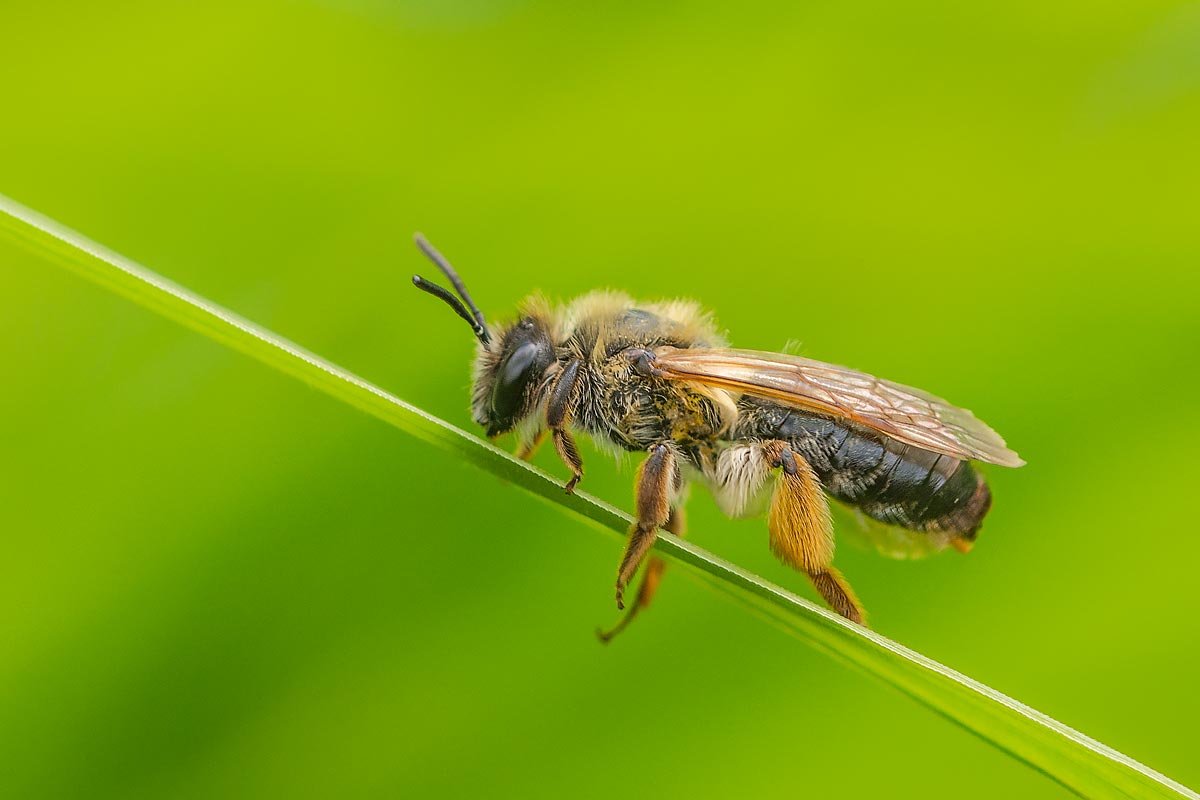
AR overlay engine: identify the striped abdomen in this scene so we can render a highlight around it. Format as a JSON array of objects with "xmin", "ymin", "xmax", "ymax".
[{"xmin": 734, "ymin": 398, "xmax": 991, "ymax": 537}]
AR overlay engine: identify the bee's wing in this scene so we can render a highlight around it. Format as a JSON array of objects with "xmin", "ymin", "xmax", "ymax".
[
  {"xmin": 837, "ymin": 504, "xmax": 955, "ymax": 560},
  {"xmin": 653, "ymin": 347, "xmax": 1024, "ymax": 467}
]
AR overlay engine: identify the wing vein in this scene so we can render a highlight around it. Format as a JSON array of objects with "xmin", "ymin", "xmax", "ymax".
[{"xmin": 653, "ymin": 347, "xmax": 1024, "ymax": 467}]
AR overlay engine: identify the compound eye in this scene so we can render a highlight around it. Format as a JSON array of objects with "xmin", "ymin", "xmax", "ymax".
[{"xmin": 491, "ymin": 341, "xmax": 543, "ymax": 422}]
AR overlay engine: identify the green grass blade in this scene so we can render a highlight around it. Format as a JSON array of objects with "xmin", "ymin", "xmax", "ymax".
[{"xmin": 1, "ymin": 192, "xmax": 1194, "ymax": 800}]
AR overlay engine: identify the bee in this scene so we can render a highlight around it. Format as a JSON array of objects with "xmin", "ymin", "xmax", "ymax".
[{"xmin": 413, "ymin": 235, "xmax": 1024, "ymax": 640}]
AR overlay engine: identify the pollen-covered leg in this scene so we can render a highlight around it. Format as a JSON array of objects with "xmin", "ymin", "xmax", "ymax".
[
  {"xmin": 597, "ymin": 505, "xmax": 685, "ymax": 643},
  {"xmin": 613, "ymin": 443, "xmax": 679, "ymax": 611},
  {"xmin": 763, "ymin": 441, "xmax": 866, "ymax": 625}
]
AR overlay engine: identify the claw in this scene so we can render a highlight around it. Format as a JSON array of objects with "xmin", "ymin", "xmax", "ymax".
[
  {"xmin": 595, "ymin": 622, "xmax": 622, "ymax": 645},
  {"xmin": 597, "ymin": 601, "xmax": 641, "ymax": 644},
  {"xmin": 564, "ymin": 474, "xmax": 581, "ymax": 494}
]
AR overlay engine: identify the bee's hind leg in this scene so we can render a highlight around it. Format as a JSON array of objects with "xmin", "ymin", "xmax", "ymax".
[
  {"xmin": 762, "ymin": 441, "xmax": 866, "ymax": 625},
  {"xmin": 597, "ymin": 504, "xmax": 686, "ymax": 644}
]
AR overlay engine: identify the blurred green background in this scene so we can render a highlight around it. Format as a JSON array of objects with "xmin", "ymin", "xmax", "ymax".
[{"xmin": 2, "ymin": 1, "xmax": 1198, "ymax": 797}]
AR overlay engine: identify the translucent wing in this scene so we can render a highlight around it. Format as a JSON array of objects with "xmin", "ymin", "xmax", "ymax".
[
  {"xmin": 653, "ymin": 347, "xmax": 1024, "ymax": 467},
  {"xmin": 835, "ymin": 504, "xmax": 956, "ymax": 560}
]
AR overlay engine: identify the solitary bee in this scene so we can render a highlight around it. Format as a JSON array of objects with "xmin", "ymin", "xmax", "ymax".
[{"xmin": 413, "ymin": 236, "xmax": 1023, "ymax": 639}]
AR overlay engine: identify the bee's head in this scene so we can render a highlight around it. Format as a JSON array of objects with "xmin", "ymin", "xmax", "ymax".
[
  {"xmin": 412, "ymin": 235, "xmax": 557, "ymax": 438},
  {"xmin": 470, "ymin": 311, "xmax": 556, "ymax": 437}
]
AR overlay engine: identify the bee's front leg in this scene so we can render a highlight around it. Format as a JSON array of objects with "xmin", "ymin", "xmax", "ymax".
[
  {"xmin": 546, "ymin": 359, "xmax": 584, "ymax": 492},
  {"xmin": 515, "ymin": 428, "xmax": 547, "ymax": 461},
  {"xmin": 553, "ymin": 430, "xmax": 584, "ymax": 493},
  {"xmin": 613, "ymin": 442, "xmax": 680, "ymax": 611}
]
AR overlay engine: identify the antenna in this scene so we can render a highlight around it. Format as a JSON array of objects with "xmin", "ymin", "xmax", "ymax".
[{"xmin": 412, "ymin": 233, "xmax": 490, "ymax": 344}]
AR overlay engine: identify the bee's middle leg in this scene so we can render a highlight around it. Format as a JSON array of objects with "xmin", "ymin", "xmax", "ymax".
[
  {"xmin": 598, "ymin": 503, "xmax": 685, "ymax": 643},
  {"xmin": 614, "ymin": 442, "xmax": 679, "ymax": 611}
]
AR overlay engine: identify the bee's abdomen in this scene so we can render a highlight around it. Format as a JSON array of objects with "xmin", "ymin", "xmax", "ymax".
[{"xmin": 734, "ymin": 398, "xmax": 990, "ymax": 537}]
